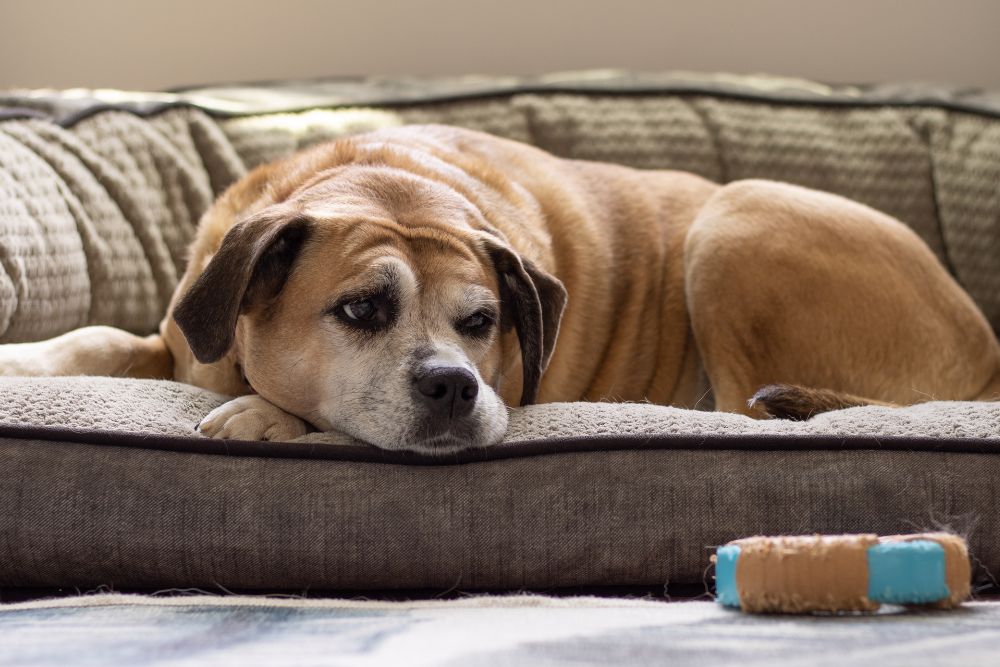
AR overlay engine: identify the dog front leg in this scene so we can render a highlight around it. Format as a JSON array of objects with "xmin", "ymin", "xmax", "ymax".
[
  {"xmin": 196, "ymin": 395, "xmax": 310, "ymax": 441},
  {"xmin": 0, "ymin": 325, "xmax": 172, "ymax": 379}
]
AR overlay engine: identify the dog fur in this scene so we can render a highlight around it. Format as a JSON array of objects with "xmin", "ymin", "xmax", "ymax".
[{"xmin": 1, "ymin": 125, "xmax": 998, "ymax": 451}]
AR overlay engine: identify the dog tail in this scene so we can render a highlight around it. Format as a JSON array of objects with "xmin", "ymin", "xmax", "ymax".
[
  {"xmin": 748, "ymin": 383, "xmax": 897, "ymax": 420},
  {"xmin": 753, "ymin": 358, "xmax": 1000, "ymax": 420}
]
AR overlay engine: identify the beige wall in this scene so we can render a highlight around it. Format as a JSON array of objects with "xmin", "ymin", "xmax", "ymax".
[{"xmin": 2, "ymin": 0, "xmax": 999, "ymax": 90}]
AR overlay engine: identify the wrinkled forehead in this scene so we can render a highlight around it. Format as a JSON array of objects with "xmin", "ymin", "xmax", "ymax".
[
  {"xmin": 285, "ymin": 166, "xmax": 500, "ymax": 303},
  {"xmin": 302, "ymin": 220, "xmax": 499, "ymax": 306},
  {"xmin": 295, "ymin": 165, "xmax": 485, "ymax": 230}
]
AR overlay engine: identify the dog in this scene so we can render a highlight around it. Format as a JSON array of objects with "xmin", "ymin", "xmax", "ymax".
[{"xmin": 1, "ymin": 124, "xmax": 997, "ymax": 452}]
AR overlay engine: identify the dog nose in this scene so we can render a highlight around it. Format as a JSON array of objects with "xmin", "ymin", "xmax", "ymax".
[{"xmin": 414, "ymin": 367, "xmax": 478, "ymax": 419}]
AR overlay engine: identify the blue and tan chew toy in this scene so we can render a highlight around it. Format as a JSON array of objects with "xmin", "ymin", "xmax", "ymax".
[{"xmin": 713, "ymin": 533, "xmax": 970, "ymax": 613}]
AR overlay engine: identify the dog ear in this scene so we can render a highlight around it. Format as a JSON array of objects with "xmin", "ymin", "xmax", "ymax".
[
  {"xmin": 173, "ymin": 211, "xmax": 312, "ymax": 364},
  {"xmin": 483, "ymin": 238, "xmax": 568, "ymax": 406}
]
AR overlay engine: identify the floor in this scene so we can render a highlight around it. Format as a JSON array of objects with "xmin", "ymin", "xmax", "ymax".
[{"xmin": 2, "ymin": 593, "xmax": 1000, "ymax": 666}]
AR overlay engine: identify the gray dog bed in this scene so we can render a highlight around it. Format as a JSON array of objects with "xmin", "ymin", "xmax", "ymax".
[
  {"xmin": 1, "ymin": 71, "xmax": 999, "ymax": 592},
  {"xmin": 1, "ymin": 376, "xmax": 998, "ymax": 590}
]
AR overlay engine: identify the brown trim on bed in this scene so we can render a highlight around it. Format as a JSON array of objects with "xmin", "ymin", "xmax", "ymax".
[
  {"xmin": 0, "ymin": 422, "xmax": 996, "ymax": 467},
  {"xmin": 4, "ymin": 80, "xmax": 1000, "ymax": 129}
]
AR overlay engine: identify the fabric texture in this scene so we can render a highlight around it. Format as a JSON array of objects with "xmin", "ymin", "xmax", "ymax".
[
  {"xmin": 3, "ymin": 594, "xmax": 1000, "ymax": 667},
  {"xmin": 0, "ymin": 109, "xmax": 244, "ymax": 341},
  {"xmin": 1, "ymin": 376, "xmax": 998, "ymax": 590},
  {"xmin": 2, "ymin": 376, "xmax": 1000, "ymax": 442}
]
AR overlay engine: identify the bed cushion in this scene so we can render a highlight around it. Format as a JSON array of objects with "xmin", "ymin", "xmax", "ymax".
[
  {"xmin": 0, "ymin": 376, "xmax": 998, "ymax": 590},
  {"xmin": 2, "ymin": 71, "xmax": 1000, "ymax": 592}
]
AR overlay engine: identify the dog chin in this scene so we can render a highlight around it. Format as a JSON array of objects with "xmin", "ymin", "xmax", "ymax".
[
  {"xmin": 392, "ymin": 416, "xmax": 509, "ymax": 454},
  {"xmin": 400, "ymin": 433, "xmax": 486, "ymax": 455},
  {"xmin": 307, "ymin": 404, "xmax": 509, "ymax": 453}
]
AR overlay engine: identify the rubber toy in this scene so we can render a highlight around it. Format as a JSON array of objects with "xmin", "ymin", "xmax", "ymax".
[{"xmin": 713, "ymin": 533, "xmax": 970, "ymax": 613}]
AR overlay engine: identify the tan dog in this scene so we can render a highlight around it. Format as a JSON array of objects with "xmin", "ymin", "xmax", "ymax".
[{"xmin": 2, "ymin": 125, "xmax": 998, "ymax": 451}]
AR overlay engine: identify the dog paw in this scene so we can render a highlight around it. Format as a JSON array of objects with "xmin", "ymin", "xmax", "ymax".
[{"xmin": 196, "ymin": 395, "xmax": 310, "ymax": 442}]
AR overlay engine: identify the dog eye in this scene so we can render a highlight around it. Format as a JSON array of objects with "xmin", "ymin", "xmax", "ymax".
[
  {"xmin": 457, "ymin": 310, "xmax": 494, "ymax": 336},
  {"xmin": 332, "ymin": 295, "xmax": 394, "ymax": 331},
  {"xmin": 342, "ymin": 299, "xmax": 376, "ymax": 321}
]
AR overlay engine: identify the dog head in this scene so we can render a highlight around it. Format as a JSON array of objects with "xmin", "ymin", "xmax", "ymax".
[{"xmin": 172, "ymin": 166, "xmax": 566, "ymax": 452}]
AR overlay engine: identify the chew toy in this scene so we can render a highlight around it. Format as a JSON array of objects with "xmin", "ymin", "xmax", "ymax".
[{"xmin": 713, "ymin": 533, "xmax": 970, "ymax": 613}]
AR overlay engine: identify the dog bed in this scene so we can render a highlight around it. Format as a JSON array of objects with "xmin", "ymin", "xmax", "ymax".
[{"xmin": 1, "ymin": 71, "xmax": 999, "ymax": 592}]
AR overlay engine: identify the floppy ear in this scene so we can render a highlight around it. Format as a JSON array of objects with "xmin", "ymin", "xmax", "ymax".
[
  {"xmin": 483, "ymin": 239, "xmax": 568, "ymax": 406},
  {"xmin": 173, "ymin": 211, "xmax": 312, "ymax": 364}
]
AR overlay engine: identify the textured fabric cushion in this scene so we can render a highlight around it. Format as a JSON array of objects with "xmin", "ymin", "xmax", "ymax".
[
  {"xmin": 0, "ymin": 376, "xmax": 998, "ymax": 590},
  {"xmin": 3, "ymin": 376, "xmax": 1000, "ymax": 442},
  {"xmin": 0, "ymin": 109, "xmax": 244, "ymax": 339}
]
